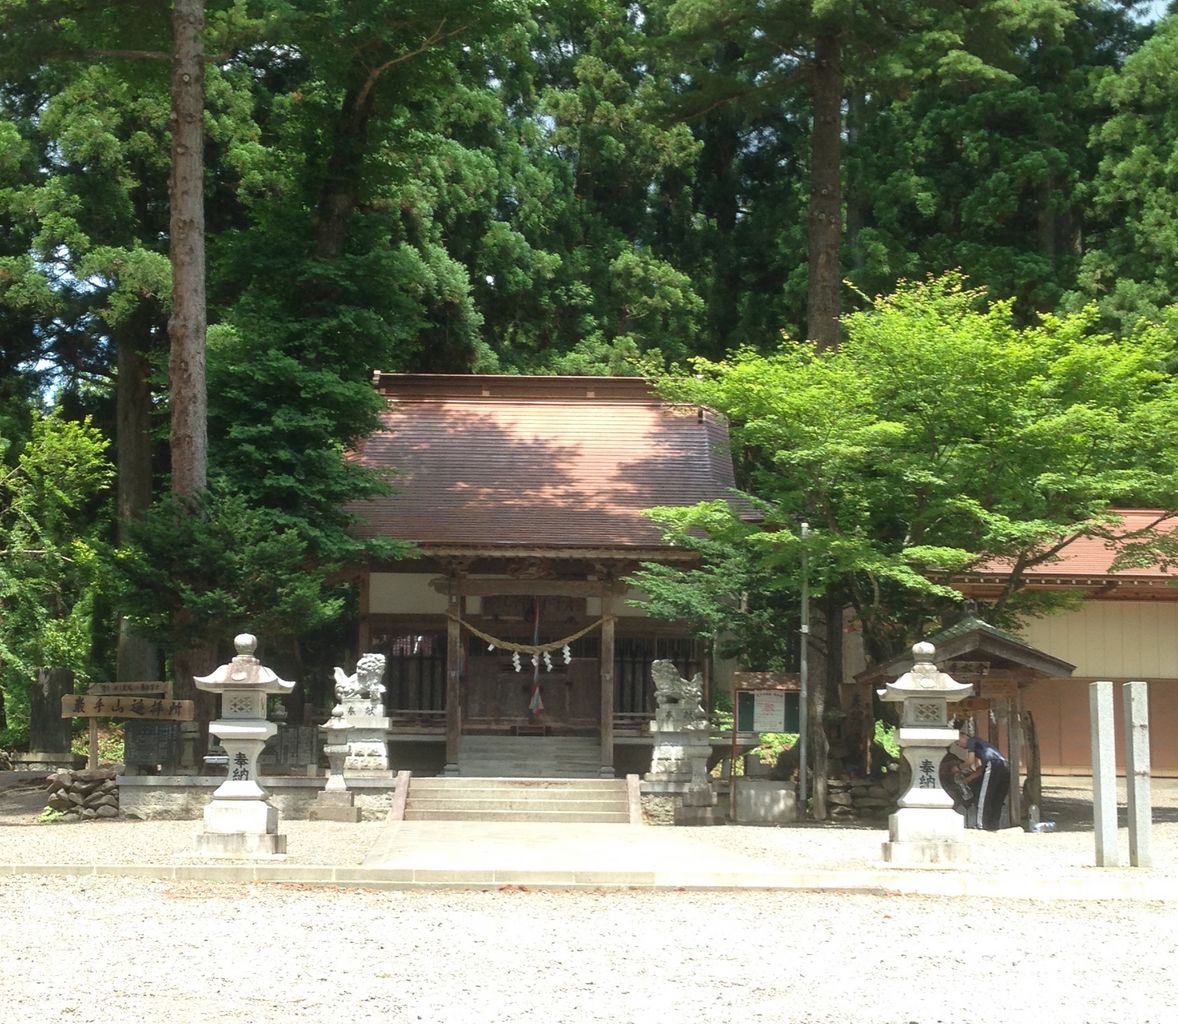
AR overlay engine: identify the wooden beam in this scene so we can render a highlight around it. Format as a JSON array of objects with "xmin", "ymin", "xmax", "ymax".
[
  {"xmin": 430, "ymin": 577, "xmax": 629, "ymax": 598},
  {"xmin": 599, "ymin": 590, "xmax": 615, "ymax": 777}
]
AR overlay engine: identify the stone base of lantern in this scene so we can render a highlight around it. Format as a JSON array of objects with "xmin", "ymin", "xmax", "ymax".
[
  {"xmin": 195, "ymin": 830, "xmax": 288, "ymax": 859},
  {"xmin": 882, "ymin": 807, "xmax": 969, "ymax": 866},
  {"xmin": 309, "ymin": 789, "xmax": 361, "ymax": 822},
  {"xmin": 196, "ymin": 799, "xmax": 287, "ymax": 859}
]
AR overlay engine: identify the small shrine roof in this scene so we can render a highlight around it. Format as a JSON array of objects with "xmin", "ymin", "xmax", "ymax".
[
  {"xmin": 348, "ymin": 374, "xmax": 743, "ymax": 553},
  {"xmin": 856, "ymin": 612, "xmax": 1075, "ymax": 687}
]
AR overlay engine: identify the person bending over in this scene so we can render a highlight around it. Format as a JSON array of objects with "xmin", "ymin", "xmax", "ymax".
[{"xmin": 959, "ymin": 729, "xmax": 1010, "ymax": 831}]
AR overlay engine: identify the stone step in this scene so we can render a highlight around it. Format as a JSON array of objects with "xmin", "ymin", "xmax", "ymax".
[
  {"xmin": 402, "ymin": 808, "xmax": 632, "ymax": 823},
  {"xmin": 410, "ymin": 778, "xmax": 623, "ymax": 792},
  {"xmin": 457, "ymin": 768, "xmax": 604, "ymax": 779},
  {"xmin": 404, "ymin": 776, "xmax": 632, "ymax": 823},
  {"xmin": 407, "ymin": 796, "xmax": 628, "ymax": 812}
]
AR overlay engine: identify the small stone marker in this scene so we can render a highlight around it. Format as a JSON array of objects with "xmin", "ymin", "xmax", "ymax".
[
  {"xmin": 1090, "ymin": 681, "xmax": 1119, "ymax": 867},
  {"xmin": 1124, "ymin": 680, "xmax": 1151, "ymax": 868},
  {"xmin": 193, "ymin": 633, "xmax": 295, "ymax": 859}
]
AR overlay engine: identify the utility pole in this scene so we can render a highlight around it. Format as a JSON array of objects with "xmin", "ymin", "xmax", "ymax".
[{"xmin": 799, "ymin": 521, "xmax": 810, "ymax": 816}]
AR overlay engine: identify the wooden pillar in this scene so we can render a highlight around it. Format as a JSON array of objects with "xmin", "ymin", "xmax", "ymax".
[
  {"xmin": 357, "ymin": 571, "xmax": 371, "ymax": 655},
  {"xmin": 1008, "ymin": 694, "xmax": 1022, "ymax": 829},
  {"xmin": 599, "ymin": 590, "xmax": 615, "ymax": 777},
  {"xmin": 444, "ymin": 582, "xmax": 463, "ymax": 775}
]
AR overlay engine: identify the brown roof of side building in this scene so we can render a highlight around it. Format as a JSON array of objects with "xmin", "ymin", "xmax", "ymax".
[
  {"xmin": 348, "ymin": 374, "xmax": 741, "ymax": 553},
  {"xmin": 958, "ymin": 509, "xmax": 1178, "ymax": 597}
]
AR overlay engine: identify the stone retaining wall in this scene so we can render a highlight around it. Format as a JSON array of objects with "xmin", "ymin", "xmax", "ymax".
[
  {"xmin": 46, "ymin": 768, "xmax": 119, "ymax": 819},
  {"xmin": 117, "ymin": 775, "xmax": 396, "ymax": 821}
]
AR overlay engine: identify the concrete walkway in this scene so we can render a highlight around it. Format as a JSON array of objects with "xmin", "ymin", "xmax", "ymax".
[{"xmin": 3, "ymin": 774, "xmax": 1176, "ymax": 899}]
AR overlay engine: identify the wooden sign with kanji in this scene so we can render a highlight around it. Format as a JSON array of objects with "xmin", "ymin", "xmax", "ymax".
[
  {"xmin": 62, "ymin": 692, "xmax": 195, "ymax": 769},
  {"xmin": 62, "ymin": 694, "xmax": 195, "ymax": 721}
]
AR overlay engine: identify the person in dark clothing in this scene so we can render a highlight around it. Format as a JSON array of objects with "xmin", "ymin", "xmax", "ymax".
[{"xmin": 958, "ymin": 729, "xmax": 1010, "ymax": 831}]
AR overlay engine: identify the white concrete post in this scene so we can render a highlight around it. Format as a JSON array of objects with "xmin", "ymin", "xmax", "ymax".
[
  {"xmin": 1123, "ymin": 681, "xmax": 1152, "ymax": 868},
  {"xmin": 1090, "ymin": 681, "xmax": 1119, "ymax": 867}
]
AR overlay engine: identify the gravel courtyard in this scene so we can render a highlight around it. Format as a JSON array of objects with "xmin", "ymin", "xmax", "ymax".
[
  {"xmin": 2, "ymin": 776, "xmax": 1176, "ymax": 1024},
  {"xmin": 2, "ymin": 877, "xmax": 1174, "ymax": 1024}
]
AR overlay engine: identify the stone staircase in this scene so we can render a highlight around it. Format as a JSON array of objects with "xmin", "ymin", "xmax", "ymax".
[
  {"xmin": 403, "ymin": 776, "xmax": 634, "ymax": 823},
  {"xmin": 457, "ymin": 735, "xmax": 603, "ymax": 778}
]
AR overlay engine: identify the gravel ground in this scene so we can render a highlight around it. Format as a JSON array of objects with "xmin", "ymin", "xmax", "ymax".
[
  {"xmin": 1, "ymin": 878, "xmax": 1174, "ymax": 1024},
  {"xmin": 2, "ymin": 776, "xmax": 1176, "ymax": 1024}
]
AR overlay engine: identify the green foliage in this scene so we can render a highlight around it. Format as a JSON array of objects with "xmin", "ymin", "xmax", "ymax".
[
  {"xmin": 0, "ymin": 413, "xmax": 113, "ymax": 699},
  {"xmin": 70, "ymin": 726, "xmax": 124, "ymax": 766},
  {"xmin": 751, "ymin": 732, "xmax": 798, "ymax": 769},
  {"xmin": 649, "ymin": 273, "xmax": 1178, "ymax": 663},
  {"xmin": 2, "ymin": 0, "xmax": 1177, "ymax": 714},
  {"xmin": 115, "ymin": 482, "xmax": 349, "ymax": 653},
  {"xmin": 628, "ymin": 499, "xmax": 803, "ymax": 671},
  {"xmin": 1075, "ymin": 14, "xmax": 1178, "ymax": 330},
  {"xmin": 874, "ymin": 719, "xmax": 900, "ymax": 760}
]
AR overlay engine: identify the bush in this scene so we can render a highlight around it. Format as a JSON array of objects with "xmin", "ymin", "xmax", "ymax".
[
  {"xmin": 70, "ymin": 725, "xmax": 124, "ymax": 766},
  {"xmin": 751, "ymin": 731, "xmax": 799, "ymax": 768},
  {"xmin": 874, "ymin": 719, "xmax": 900, "ymax": 760}
]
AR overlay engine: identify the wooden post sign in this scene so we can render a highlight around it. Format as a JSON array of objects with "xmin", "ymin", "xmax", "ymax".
[{"xmin": 62, "ymin": 688, "xmax": 194, "ymax": 769}]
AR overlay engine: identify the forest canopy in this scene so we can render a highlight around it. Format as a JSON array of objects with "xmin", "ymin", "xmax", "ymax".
[{"xmin": 1, "ymin": 0, "xmax": 1177, "ymax": 741}]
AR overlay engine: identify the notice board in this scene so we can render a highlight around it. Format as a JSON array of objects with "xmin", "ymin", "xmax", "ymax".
[{"xmin": 736, "ymin": 689, "xmax": 800, "ymax": 733}]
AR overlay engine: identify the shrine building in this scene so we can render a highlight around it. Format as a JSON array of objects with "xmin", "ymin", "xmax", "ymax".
[{"xmin": 346, "ymin": 373, "xmax": 742, "ymax": 778}]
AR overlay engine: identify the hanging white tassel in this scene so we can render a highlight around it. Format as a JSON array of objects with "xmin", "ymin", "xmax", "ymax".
[
  {"xmin": 512, "ymin": 651, "xmax": 521, "ymax": 673},
  {"xmin": 562, "ymin": 645, "xmax": 572, "ymax": 664},
  {"xmin": 543, "ymin": 650, "xmax": 553, "ymax": 672},
  {"xmin": 531, "ymin": 653, "xmax": 539, "ymax": 668},
  {"xmin": 488, "ymin": 644, "xmax": 496, "ymax": 652}
]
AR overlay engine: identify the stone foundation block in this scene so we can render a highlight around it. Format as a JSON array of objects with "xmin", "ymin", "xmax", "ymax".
[{"xmin": 194, "ymin": 831, "xmax": 288, "ymax": 859}]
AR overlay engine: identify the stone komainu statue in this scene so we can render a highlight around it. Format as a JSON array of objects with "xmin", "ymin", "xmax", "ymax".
[
  {"xmin": 333, "ymin": 652, "xmax": 387, "ymax": 704},
  {"xmin": 650, "ymin": 658, "xmax": 707, "ymax": 729}
]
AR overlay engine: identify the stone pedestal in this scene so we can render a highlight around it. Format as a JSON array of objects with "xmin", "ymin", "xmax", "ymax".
[
  {"xmin": 882, "ymin": 807, "xmax": 970, "ymax": 864},
  {"xmin": 335, "ymin": 699, "xmax": 391, "ymax": 772},
  {"xmin": 194, "ymin": 634, "xmax": 295, "ymax": 859},
  {"xmin": 646, "ymin": 729, "xmax": 712, "ymax": 785},
  {"xmin": 310, "ymin": 719, "xmax": 361, "ymax": 822},
  {"xmin": 732, "ymin": 779, "xmax": 798, "ymax": 826},
  {"xmin": 878, "ymin": 642, "xmax": 973, "ymax": 866},
  {"xmin": 674, "ymin": 758, "xmax": 722, "ymax": 825}
]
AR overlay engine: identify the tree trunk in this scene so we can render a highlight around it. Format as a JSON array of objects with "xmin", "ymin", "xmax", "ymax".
[
  {"xmin": 168, "ymin": 0, "xmax": 215, "ymax": 759},
  {"xmin": 168, "ymin": 0, "xmax": 208, "ymax": 501},
  {"xmin": 313, "ymin": 81, "xmax": 376, "ymax": 260},
  {"xmin": 806, "ymin": 593, "xmax": 846, "ymax": 820},
  {"xmin": 115, "ymin": 315, "xmax": 161, "ymax": 682},
  {"xmin": 806, "ymin": 30, "xmax": 843, "ymax": 350},
  {"xmin": 29, "ymin": 667, "xmax": 75, "ymax": 754},
  {"xmin": 844, "ymin": 87, "xmax": 866, "ymax": 273}
]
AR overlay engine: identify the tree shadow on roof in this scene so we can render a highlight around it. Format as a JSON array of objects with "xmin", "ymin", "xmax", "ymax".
[{"xmin": 350, "ymin": 400, "xmax": 737, "ymax": 548}]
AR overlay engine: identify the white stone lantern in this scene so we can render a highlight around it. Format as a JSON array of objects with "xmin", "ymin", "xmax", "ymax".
[
  {"xmin": 878, "ymin": 641, "xmax": 973, "ymax": 865},
  {"xmin": 194, "ymin": 633, "xmax": 295, "ymax": 858}
]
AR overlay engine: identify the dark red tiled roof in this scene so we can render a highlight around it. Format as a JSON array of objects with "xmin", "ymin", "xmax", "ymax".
[{"xmin": 349, "ymin": 374, "xmax": 739, "ymax": 551}]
